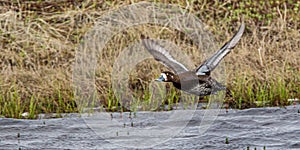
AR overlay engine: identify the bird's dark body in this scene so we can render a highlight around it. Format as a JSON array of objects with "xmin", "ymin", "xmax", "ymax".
[{"xmin": 166, "ymin": 71, "xmax": 226, "ymax": 96}]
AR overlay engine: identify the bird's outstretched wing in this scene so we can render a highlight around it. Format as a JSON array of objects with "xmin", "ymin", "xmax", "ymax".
[
  {"xmin": 196, "ymin": 23, "xmax": 245, "ymax": 75},
  {"xmin": 142, "ymin": 36, "xmax": 189, "ymax": 74}
]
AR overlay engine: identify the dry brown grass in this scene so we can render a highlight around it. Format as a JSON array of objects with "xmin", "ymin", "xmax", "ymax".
[{"xmin": 0, "ymin": 0, "xmax": 299, "ymax": 118}]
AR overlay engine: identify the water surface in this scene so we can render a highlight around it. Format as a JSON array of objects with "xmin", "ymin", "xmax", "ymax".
[{"xmin": 0, "ymin": 106, "xmax": 299, "ymax": 149}]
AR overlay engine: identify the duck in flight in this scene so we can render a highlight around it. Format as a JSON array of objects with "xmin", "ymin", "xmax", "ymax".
[{"xmin": 141, "ymin": 23, "xmax": 245, "ymax": 96}]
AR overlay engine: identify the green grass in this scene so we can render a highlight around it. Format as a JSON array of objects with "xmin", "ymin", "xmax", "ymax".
[
  {"xmin": 0, "ymin": 89, "xmax": 77, "ymax": 119},
  {"xmin": 227, "ymin": 73, "xmax": 299, "ymax": 109}
]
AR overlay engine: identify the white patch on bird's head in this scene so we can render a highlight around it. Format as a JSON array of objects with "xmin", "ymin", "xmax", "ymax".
[{"xmin": 161, "ymin": 73, "xmax": 167, "ymax": 81}]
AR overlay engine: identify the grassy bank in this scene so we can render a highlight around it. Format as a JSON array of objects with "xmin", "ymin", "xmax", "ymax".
[{"xmin": 0, "ymin": 0, "xmax": 299, "ymax": 118}]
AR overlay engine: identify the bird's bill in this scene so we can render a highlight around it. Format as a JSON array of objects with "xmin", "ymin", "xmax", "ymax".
[{"xmin": 155, "ymin": 75, "xmax": 165, "ymax": 82}]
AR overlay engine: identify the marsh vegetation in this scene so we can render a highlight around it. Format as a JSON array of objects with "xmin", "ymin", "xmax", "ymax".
[{"xmin": 0, "ymin": 0, "xmax": 299, "ymax": 118}]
